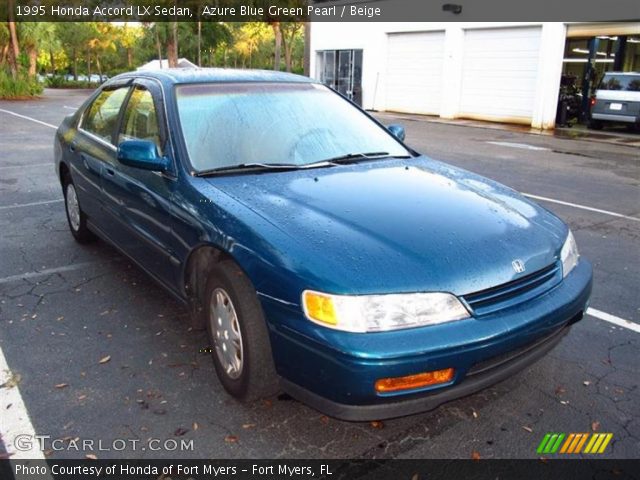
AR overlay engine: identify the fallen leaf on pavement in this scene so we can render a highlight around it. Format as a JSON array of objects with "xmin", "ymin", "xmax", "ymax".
[
  {"xmin": 471, "ymin": 450, "xmax": 481, "ymax": 460},
  {"xmin": 591, "ymin": 421, "xmax": 600, "ymax": 432},
  {"xmin": 99, "ymin": 356, "xmax": 111, "ymax": 364},
  {"xmin": 224, "ymin": 435, "xmax": 238, "ymax": 443},
  {"xmin": 370, "ymin": 421, "xmax": 384, "ymax": 429},
  {"xmin": 174, "ymin": 427, "xmax": 189, "ymax": 437},
  {"xmin": 522, "ymin": 426, "xmax": 533, "ymax": 433},
  {"xmin": 54, "ymin": 383, "xmax": 69, "ymax": 389}
]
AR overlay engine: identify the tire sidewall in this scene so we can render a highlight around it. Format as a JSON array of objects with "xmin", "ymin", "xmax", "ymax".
[
  {"xmin": 62, "ymin": 174, "xmax": 94, "ymax": 243},
  {"xmin": 64, "ymin": 182, "xmax": 81, "ymax": 234},
  {"xmin": 204, "ymin": 262, "xmax": 268, "ymax": 399}
]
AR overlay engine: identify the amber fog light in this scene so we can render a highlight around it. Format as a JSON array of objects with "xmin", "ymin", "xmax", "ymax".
[{"xmin": 375, "ymin": 368, "xmax": 455, "ymax": 393}]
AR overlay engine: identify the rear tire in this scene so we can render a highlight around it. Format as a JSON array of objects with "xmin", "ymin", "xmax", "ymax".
[
  {"xmin": 62, "ymin": 174, "xmax": 95, "ymax": 244},
  {"xmin": 204, "ymin": 260, "xmax": 279, "ymax": 401}
]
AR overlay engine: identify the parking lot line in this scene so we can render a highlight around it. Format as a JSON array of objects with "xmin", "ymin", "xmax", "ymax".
[
  {"xmin": 487, "ymin": 141, "xmax": 550, "ymax": 151},
  {"xmin": 0, "ymin": 345, "xmax": 45, "ymax": 459},
  {"xmin": 523, "ymin": 193, "xmax": 640, "ymax": 223},
  {"xmin": 0, "ymin": 163, "xmax": 51, "ymax": 170},
  {"xmin": 0, "ymin": 108, "xmax": 57, "ymax": 130},
  {"xmin": 0, "ymin": 199, "xmax": 63, "ymax": 211},
  {"xmin": 0, "ymin": 261, "xmax": 100, "ymax": 285},
  {"xmin": 587, "ymin": 307, "xmax": 640, "ymax": 334}
]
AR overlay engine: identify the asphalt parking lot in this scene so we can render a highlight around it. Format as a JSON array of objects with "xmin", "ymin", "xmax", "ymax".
[{"xmin": 0, "ymin": 89, "xmax": 638, "ymax": 460}]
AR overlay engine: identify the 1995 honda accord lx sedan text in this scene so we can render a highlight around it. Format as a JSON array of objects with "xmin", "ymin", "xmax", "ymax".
[{"xmin": 55, "ymin": 69, "xmax": 592, "ymax": 420}]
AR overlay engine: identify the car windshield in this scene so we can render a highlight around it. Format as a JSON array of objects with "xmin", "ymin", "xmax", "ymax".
[
  {"xmin": 175, "ymin": 82, "xmax": 410, "ymax": 172},
  {"xmin": 599, "ymin": 74, "xmax": 640, "ymax": 92}
]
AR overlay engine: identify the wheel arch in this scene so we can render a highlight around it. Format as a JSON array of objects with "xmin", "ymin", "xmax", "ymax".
[
  {"xmin": 59, "ymin": 161, "xmax": 71, "ymax": 186},
  {"xmin": 182, "ymin": 242, "xmax": 259, "ymax": 328}
]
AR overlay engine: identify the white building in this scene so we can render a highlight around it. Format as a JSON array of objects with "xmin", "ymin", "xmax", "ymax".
[
  {"xmin": 310, "ymin": 22, "xmax": 640, "ymax": 129},
  {"xmin": 137, "ymin": 58, "xmax": 197, "ymax": 70}
]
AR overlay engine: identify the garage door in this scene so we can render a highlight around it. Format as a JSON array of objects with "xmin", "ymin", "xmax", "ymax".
[
  {"xmin": 385, "ymin": 31, "xmax": 445, "ymax": 115},
  {"xmin": 459, "ymin": 27, "xmax": 542, "ymax": 122}
]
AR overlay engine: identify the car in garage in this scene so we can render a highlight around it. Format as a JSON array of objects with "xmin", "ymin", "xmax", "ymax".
[
  {"xmin": 54, "ymin": 69, "xmax": 593, "ymax": 420},
  {"xmin": 589, "ymin": 71, "xmax": 640, "ymax": 130}
]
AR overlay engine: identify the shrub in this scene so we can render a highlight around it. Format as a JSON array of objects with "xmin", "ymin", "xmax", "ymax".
[
  {"xmin": 0, "ymin": 69, "xmax": 43, "ymax": 99},
  {"xmin": 46, "ymin": 75, "xmax": 102, "ymax": 89}
]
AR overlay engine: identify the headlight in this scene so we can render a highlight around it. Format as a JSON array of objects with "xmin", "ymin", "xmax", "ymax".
[
  {"xmin": 560, "ymin": 230, "xmax": 579, "ymax": 278},
  {"xmin": 302, "ymin": 290, "xmax": 470, "ymax": 332}
]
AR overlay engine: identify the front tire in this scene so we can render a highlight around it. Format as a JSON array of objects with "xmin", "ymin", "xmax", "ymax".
[
  {"xmin": 63, "ymin": 175, "xmax": 95, "ymax": 244},
  {"xmin": 204, "ymin": 260, "xmax": 278, "ymax": 401}
]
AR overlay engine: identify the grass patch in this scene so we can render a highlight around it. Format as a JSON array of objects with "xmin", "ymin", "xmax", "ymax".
[{"xmin": 0, "ymin": 69, "xmax": 43, "ymax": 99}]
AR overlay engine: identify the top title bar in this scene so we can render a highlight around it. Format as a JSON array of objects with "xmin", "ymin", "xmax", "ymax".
[{"xmin": 2, "ymin": 0, "xmax": 640, "ymax": 22}]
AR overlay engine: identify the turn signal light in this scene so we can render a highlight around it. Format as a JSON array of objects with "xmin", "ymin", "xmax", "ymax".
[
  {"xmin": 590, "ymin": 97, "xmax": 596, "ymax": 107},
  {"xmin": 303, "ymin": 291, "xmax": 338, "ymax": 325},
  {"xmin": 375, "ymin": 368, "xmax": 455, "ymax": 393}
]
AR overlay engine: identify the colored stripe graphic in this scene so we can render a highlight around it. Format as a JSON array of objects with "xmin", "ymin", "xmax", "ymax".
[
  {"xmin": 543, "ymin": 433, "xmax": 614, "ymax": 455},
  {"xmin": 585, "ymin": 433, "xmax": 613, "ymax": 454},
  {"xmin": 560, "ymin": 433, "xmax": 574, "ymax": 453},
  {"xmin": 537, "ymin": 433, "xmax": 552, "ymax": 454},
  {"xmin": 537, "ymin": 433, "xmax": 566, "ymax": 454}
]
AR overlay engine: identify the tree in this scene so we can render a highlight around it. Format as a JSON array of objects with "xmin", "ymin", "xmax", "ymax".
[
  {"xmin": 279, "ymin": 22, "xmax": 302, "ymax": 72},
  {"xmin": 118, "ymin": 23, "xmax": 143, "ymax": 69},
  {"xmin": 270, "ymin": 21, "xmax": 282, "ymax": 71},
  {"xmin": 7, "ymin": 0, "xmax": 20, "ymax": 77},
  {"xmin": 19, "ymin": 23, "xmax": 58, "ymax": 77},
  {"xmin": 0, "ymin": 23, "xmax": 9, "ymax": 67},
  {"xmin": 56, "ymin": 22, "xmax": 93, "ymax": 80}
]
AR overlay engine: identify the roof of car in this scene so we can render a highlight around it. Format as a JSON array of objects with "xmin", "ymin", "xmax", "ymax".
[{"xmin": 114, "ymin": 67, "xmax": 314, "ymax": 85}]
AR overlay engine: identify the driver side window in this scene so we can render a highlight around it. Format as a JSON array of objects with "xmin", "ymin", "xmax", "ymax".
[{"xmin": 118, "ymin": 86, "xmax": 163, "ymax": 155}]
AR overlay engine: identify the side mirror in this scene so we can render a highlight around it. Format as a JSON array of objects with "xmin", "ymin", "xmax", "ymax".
[
  {"xmin": 117, "ymin": 140, "xmax": 169, "ymax": 172},
  {"xmin": 387, "ymin": 124, "xmax": 406, "ymax": 141}
]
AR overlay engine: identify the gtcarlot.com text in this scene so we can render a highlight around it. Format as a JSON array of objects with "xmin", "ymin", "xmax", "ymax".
[{"xmin": 13, "ymin": 434, "xmax": 194, "ymax": 452}]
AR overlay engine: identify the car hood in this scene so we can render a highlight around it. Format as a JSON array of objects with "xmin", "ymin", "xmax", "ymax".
[{"xmin": 205, "ymin": 157, "xmax": 567, "ymax": 296}]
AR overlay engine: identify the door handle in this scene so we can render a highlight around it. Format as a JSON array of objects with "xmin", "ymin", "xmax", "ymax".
[
  {"xmin": 69, "ymin": 141, "xmax": 77, "ymax": 153},
  {"xmin": 105, "ymin": 167, "xmax": 115, "ymax": 176}
]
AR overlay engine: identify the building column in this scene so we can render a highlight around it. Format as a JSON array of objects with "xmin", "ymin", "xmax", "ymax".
[
  {"xmin": 531, "ymin": 22, "xmax": 567, "ymax": 130},
  {"xmin": 440, "ymin": 25, "xmax": 464, "ymax": 120}
]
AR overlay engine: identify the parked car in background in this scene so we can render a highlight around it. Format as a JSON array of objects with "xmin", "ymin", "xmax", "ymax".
[
  {"xmin": 54, "ymin": 69, "xmax": 592, "ymax": 420},
  {"xmin": 589, "ymin": 71, "xmax": 640, "ymax": 130}
]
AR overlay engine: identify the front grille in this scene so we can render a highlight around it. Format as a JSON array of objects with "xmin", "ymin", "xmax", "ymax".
[{"xmin": 463, "ymin": 261, "xmax": 562, "ymax": 316}]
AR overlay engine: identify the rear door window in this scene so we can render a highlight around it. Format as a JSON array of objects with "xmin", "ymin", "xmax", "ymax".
[
  {"xmin": 81, "ymin": 87, "xmax": 130, "ymax": 144},
  {"xmin": 599, "ymin": 74, "xmax": 640, "ymax": 92}
]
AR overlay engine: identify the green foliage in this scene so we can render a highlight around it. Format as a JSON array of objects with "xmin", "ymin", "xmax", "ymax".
[
  {"xmin": 0, "ymin": 69, "xmax": 43, "ymax": 98},
  {"xmin": 45, "ymin": 75, "xmax": 100, "ymax": 89},
  {"xmin": 0, "ymin": 21, "xmax": 305, "ymax": 80}
]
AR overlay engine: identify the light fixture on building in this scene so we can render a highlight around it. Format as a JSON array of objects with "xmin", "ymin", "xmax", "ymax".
[{"xmin": 442, "ymin": 3, "xmax": 462, "ymax": 14}]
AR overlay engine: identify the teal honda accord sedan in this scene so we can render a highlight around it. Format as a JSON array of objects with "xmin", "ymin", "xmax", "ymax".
[{"xmin": 54, "ymin": 69, "xmax": 592, "ymax": 420}]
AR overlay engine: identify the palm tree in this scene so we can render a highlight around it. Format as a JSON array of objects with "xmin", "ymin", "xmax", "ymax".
[{"xmin": 7, "ymin": 0, "xmax": 20, "ymax": 77}]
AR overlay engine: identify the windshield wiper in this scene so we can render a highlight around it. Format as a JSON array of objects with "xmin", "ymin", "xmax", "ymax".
[
  {"xmin": 321, "ymin": 152, "xmax": 411, "ymax": 165},
  {"xmin": 195, "ymin": 162, "xmax": 309, "ymax": 177}
]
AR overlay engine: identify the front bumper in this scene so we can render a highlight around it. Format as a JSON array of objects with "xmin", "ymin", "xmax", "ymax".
[{"xmin": 262, "ymin": 260, "xmax": 592, "ymax": 421}]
